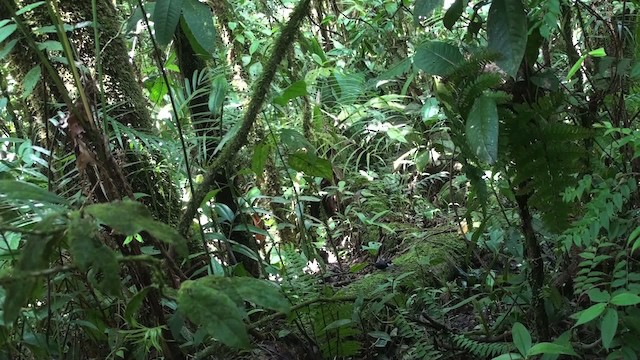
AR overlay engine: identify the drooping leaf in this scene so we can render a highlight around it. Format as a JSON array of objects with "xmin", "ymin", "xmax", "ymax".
[
  {"xmin": 487, "ymin": 0, "xmax": 527, "ymax": 78},
  {"xmin": 252, "ymin": 141, "xmax": 271, "ymax": 179},
  {"xmin": 22, "ymin": 66, "xmax": 42, "ymax": 99},
  {"xmin": 84, "ymin": 200, "xmax": 187, "ymax": 256},
  {"xmin": 443, "ymin": 0, "xmax": 466, "ymax": 30},
  {"xmin": 67, "ymin": 212, "xmax": 121, "ymax": 296},
  {"xmin": 279, "ymin": 128, "xmax": 314, "ymax": 152},
  {"xmin": 153, "ymin": 0, "xmax": 184, "ymax": 46},
  {"xmin": 414, "ymin": 41, "xmax": 464, "ymax": 77},
  {"xmin": 414, "ymin": 0, "xmax": 444, "ymax": 23},
  {"xmin": 511, "ymin": 322, "xmax": 531, "ymax": 356},
  {"xmin": 466, "ymin": 95, "xmax": 498, "ymax": 164},
  {"xmin": 528, "ymin": 342, "xmax": 577, "ymax": 356},
  {"xmin": 231, "ymin": 277, "xmax": 290, "ymax": 313},
  {"xmin": 600, "ymin": 308, "xmax": 618, "ymax": 350},
  {"xmin": 124, "ymin": 287, "xmax": 151, "ymax": 326},
  {"xmin": 3, "ymin": 278, "xmax": 37, "ymax": 324},
  {"xmin": 0, "ymin": 180, "xmax": 66, "ymax": 204},
  {"xmin": 177, "ymin": 280, "xmax": 249, "ymax": 348},
  {"xmin": 0, "ymin": 39, "xmax": 17, "ymax": 60},
  {"xmin": 0, "ymin": 23, "xmax": 17, "ymax": 45},
  {"xmin": 180, "ymin": 0, "xmax": 216, "ymax": 57},
  {"xmin": 288, "ymin": 151, "xmax": 334, "ymax": 180},
  {"xmin": 208, "ymin": 74, "xmax": 228, "ymax": 116},
  {"xmin": 574, "ymin": 303, "xmax": 607, "ymax": 326},
  {"xmin": 274, "ymin": 80, "xmax": 308, "ymax": 106}
]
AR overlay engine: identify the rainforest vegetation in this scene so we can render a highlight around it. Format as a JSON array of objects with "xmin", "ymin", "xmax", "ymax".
[{"xmin": 1, "ymin": 0, "xmax": 640, "ymax": 359}]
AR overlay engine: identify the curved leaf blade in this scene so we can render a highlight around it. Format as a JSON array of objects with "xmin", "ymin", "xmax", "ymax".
[
  {"xmin": 414, "ymin": 41, "xmax": 464, "ymax": 77},
  {"xmin": 153, "ymin": 0, "xmax": 184, "ymax": 46},
  {"xmin": 487, "ymin": 0, "xmax": 527, "ymax": 78},
  {"xmin": 466, "ymin": 95, "xmax": 499, "ymax": 164}
]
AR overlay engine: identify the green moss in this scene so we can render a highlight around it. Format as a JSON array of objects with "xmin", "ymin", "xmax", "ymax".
[{"xmin": 339, "ymin": 226, "xmax": 464, "ymax": 296}]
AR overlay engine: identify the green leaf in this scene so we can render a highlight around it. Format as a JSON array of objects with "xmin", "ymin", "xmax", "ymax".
[
  {"xmin": 491, "ymin": 354, "xmax": 523, "ymax": 360},
  {"xmin": 124, "ymin": 288, "xmax": 151, "ymax": 326},
  {"xmin": 0, "ymin": 180, "xmax": 66, "ymax": 204},
  {"xmin": 443, "ymin": 0, "xmax": 465, "ymax": 30},
  {"xmin": 208, "ymin": 74, "xmax": 227, "ymax": 116},
  {"xmin": 230, "ymin": 277, "xmax": 290, "ymax": 313},
  {"xmin": 512, "ymin": 322, "xmax": 532, "ymax": 356},
  {"xmin": 528, "ymin": 342, "xmax": 577, "ymax": 356},
  {"xmin": 252, "ymin": 141, "xmax": 271, "ymax": 178},
  {"xmin": 322, "ymin": 318, "xmax": 352, "ymax": 331},
  {"xmin": 414, "ymin": 0, "xmax": 444, "ymax": 22},
  {"xmin": 0, "ymin": 23, "xmax": 17, "ymax": 45},
  {"xmin": 15, "ymin": 1, "xmax": 45, "ymax": 15},
  {"xmin": 279, "ymin": 128, "xmax": 314, "ymax": 152},
  {"xmin": 414, "ymin": 41, "xmax": 464, "ymax": 77},
  {"xmin": 588, "ymin": 47, "xmax": 606, "ymax": 57},
  {"xmin": 177, "ymin": 280, "xmax": 249, "ymax": 348},
  {"xmin": 67, "ymin": 213, "xmax": 121, "ymax": 296},
  {"xmin": 574, "ymin": 303, "xmax": 607, "ymax": 326},
  {"xmin": 0, "ymin": 39, "xmax": 17, "ymax": 60},
  {"xmin": 466, "ymin": 95, "xmax": 499, "ymax": 164},
  {"xmin": 153, "ymin": 0, "xmax": 184, "ymax": 46},
  {"xmin": 180, "ymin": 0, "xmax": 216, "ymax": 57},
  {"xmin": 565, "ymin": 56, "xmax": 585, "ymax": 81},
  {"xmin": 22, "ymin": 66, "xmax": 42, "ymax": 99},
  {"xmin": 611, "ymin": 293, "xmax": 640, "ymax": 306},
  {"xmin": 3, "ymin": 278, "xmax": 37, "ymax": 324},
  {"xmin": 601, "ymin": 308, "xmax": 618, "ymax": 350},
  {"xmin": 274, "ymin": 80, "xmax": 308, "ymax": 106},
  {"xmin": 84, "ymin": 200, "xmax": 187, "ymax": 256},
  {"xmin": 288, "ymin": 151, "xmax": 334, "ymax": 180},
  {"xmin": 487, "ymin": 0, "xmax": 528, "ymax": 78}
]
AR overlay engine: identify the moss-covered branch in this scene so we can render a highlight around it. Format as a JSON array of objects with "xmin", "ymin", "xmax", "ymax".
[{"xmin": 178, "ymin": 0, "xmax": 311, "ymax": 236}]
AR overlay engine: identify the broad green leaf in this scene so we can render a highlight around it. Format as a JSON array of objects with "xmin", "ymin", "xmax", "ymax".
[
  {"xmin": 36, "ymin": 40, "xmax": 63, "ymax": 52},
  {"xmin": 230, "ymin": 277, "xmax": 290, "ymax": 313},
  {"xmin": 274, "ymin": 80, "xmax": 308, "ymax": 106},
  {"xmin": 153, "ymin": 0, "xmax": 184, "ymax": 46},
  {"xmin": 0, "ymin": 180, "xmax": 66, "ymax": 204},
  {"xmin": 487, "ymin": 0, "xmax": 527, "ymax": 78},
  {"xmin": 414, "ymin": 41, "xmax": 464, "ymax": 77},
  {"xmin": 3, "ymin": 278, "xmax": 37, "ymax": 324},
  {"xmin": 180, "ymin": 0, "xmax": 216, "ymax": 57},
  {"xmin": 443, "ymin": 0, "xmax": 465, "ymax": 30},
  {"xmin": 279, "ymin": 128, "xmax": 314, "ymax": 152},
  {"xmin": 574, "ymin": 303, "xmax": 606, "ymax": 326},
  {"xmin": 84, "ymin": 200, "xmax": 187, "ymax": 256},
  {"xmin": 208, "ymin": 74, "xmax": 227, "ymax": 116},
  {"xmin": 611, "ymin": 293, "xmax": 640, "ymax": 306},
  {"xmin": 322, "ymin": 318, "xmax": 352, "ymax": 331},
  {"xmin": 528, "ymin": 343, "xmax": 577, "ymax": 356},
  {"xmin": 587, "ymin": 288, "xmax": 610, "ymax": 303},
  {"xmin": 512, "ymin": 322, "xmax": 531, "ymax": 356},
  {"xmin": 22, "ymin": 66, "xmax": 42, "ymax": 98},
  {"xmin": 67, "ymin": 213, "xmax": 121, "ymax": 296},
  {"xmin": 414, "ymin": 0, "xmax": 444, "ymax": 22},
  {"xmin": 466, "ymin": 95, "xmax": 499, "ymax": 164},
  {"xmin": 0, "ymin": 39, "xmax": 17, "ymax": 60},
  {"xmin": 288, "ymin": 151, "xmax": 334, "ymax": 180},
  {"xmin": 601, "ymin": 308, "xmax": 618, "ymax": 350},
  {"xmin": 177, "ymin": 280, "xmax": 249, "ymax": 348},
  {"xmin": 252, "ymin": 141, "xmax": 271, "ymax": 178},
  {"xmin": 0, "ymin": 23, "xmax": 17, "ymax": 45},
  {"xmin": 124, "ymin": 288, "xmax": 151, "ymax": 326}
]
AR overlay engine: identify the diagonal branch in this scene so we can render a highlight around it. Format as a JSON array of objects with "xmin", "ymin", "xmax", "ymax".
[{"xmin": 178, "ymin": 0, "xmax": 312, "ymax": 236}]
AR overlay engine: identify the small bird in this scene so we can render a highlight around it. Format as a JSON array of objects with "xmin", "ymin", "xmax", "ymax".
[{"xmin": 373, "ymin": 259, "xmax": 393, "ymax": 270}]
